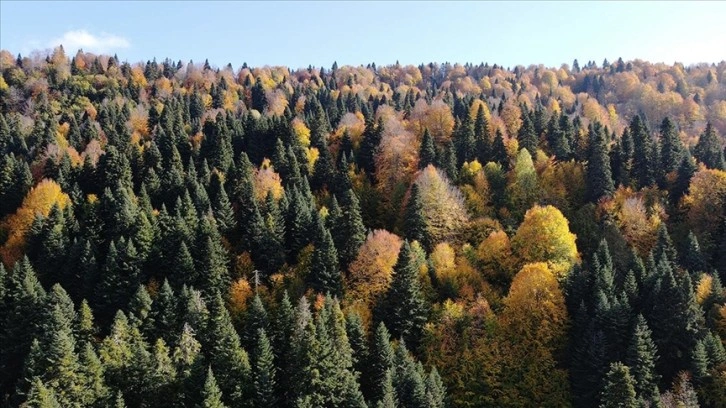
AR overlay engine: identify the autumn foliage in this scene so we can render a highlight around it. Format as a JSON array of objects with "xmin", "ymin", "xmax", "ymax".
[{"xmin": 1, "ymin": 179, "xmax": 70, "ymax": 266}]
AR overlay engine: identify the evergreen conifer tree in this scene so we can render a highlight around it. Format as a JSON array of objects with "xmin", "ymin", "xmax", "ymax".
[
  {"xmin": 599, "ymin": 362, "xmax": 638, "ymax": 408},
  {"xmin": 382, "ymin": 241, "xmax": 428, "ymax": 349}
]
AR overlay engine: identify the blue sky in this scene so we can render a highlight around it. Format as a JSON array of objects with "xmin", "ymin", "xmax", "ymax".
[{"xmin": 1, "ymin": 1, "xmax": 725, "ymax": 69}]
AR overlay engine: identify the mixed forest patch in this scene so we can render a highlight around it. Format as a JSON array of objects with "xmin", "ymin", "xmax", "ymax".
[{"xmin": 1, "ymin": 48, "xmax": 726, "ymax": 407}]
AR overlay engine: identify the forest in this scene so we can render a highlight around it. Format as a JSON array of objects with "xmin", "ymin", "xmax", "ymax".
[{"xmin": 0, "ymin": 48, "xmax": 725, "ymax": 408}]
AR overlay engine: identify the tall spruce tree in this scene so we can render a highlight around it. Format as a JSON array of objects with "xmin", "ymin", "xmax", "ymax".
[
  {"xmin": 381, "ymin": 241, "xmax": 428, "ymax": 349},
  {"xmin": 403, "ymin": 183, "xmax": 429, "ymax": 250},
  {"xmin": 599, "ymin": 363, "xmax": 638, "ymax": 408},
  {"xmin": 419, "ymin": 128, "xmax": 437, "ymax": 169},
  {"xmin": 206, "ymin": 294, "xmax": 251, "ymax": 407},
  {"xmin": 626, "ymin": 315, "xmax": 661, "ymax": 407},
  {"xmin": 252, "ymin": 328, "xmax": 277, "ymax": 408},
  {"xmin": 587, "ymin": 123, "xmax": 615, "ymax": 202},
  {"xmin": 517, "ymin": 108, "xmax": 538, "ymax": 156},
  {"xmin": 629, "ymin": 115, "xmax": 656, "ymax": 188},
  {"xmin": 335, "ymin": 189, "xmax": 366, "ymax": 268},
  {"xmin": 199, "ymin": 367, "xmax": 227, "ymax": 408},
  {"xmin": 694, "ymin": 122, "xmax": 725, "ymax": 170},
  {"xmin": 308, "ymin": 214, "xmax": 342, "ymax": 296},
  {"xmin": 659, "ymin": 117, "xmax": 683, "ymax": 181}
]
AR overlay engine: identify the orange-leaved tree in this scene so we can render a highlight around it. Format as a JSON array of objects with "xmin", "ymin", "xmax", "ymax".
[
  {"xmin": 345, "ymin": 229, "xmax": 403, "ymax": 308},
  {"xmin": 1, "ymin": 179, "xmax": 71, "ymax": 266}
]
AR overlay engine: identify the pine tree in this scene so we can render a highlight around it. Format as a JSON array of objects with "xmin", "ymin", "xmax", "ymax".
[
  {"xmin": 571, "ymin": 327, "xmax": 608, "ymax": 408},
  {"xmin": 381, "ymin": 241, "xmax": 428, "ymax": 350},
  {"xmin": 359, "ymin": 117, "xmax": 383, "ymax": 178},
  {"xmin": 419, "ymin": 128, "xmax": 437, "ymax": 169},
  {"xmin": 587, "ymin": 123, "xmax": 615, "ymax": 202},
  {"xmin": 693, "ymin": 122, "xmax": 725, "ymax": 170},
  {"xmin": 599, "ymin": 362, "xmax": 638, "ymax": 408},
  {"xmin": 78, "ymin": 342, "xmax": 109, "ymax": 406},
  {"xmin": 285, "ymin": 187, "xmax": 313, "ymax": 260},
  {"xmin": 128, "ymin": 284, "xmax": 153, "ymax": 329},
  {"xmin": 672, "ymin": 152, "xmax": 697, "ymax": 202},
  {"xmin": 403, "ymin": 183, "xmax": 429, "ymax": 250},
  {"xmin": 368, "ymin": 323, "xmax": 396, "ymax": 403},
  {"xmin": 243, "ymin": 294, "xmax": 269, "ymax": 352},
  {"xmin": 209, "ymin": 172, "xmax": 236, "ymax": 236},
  {"xmin": 174, "ymin": 323, "xmax": 206, "ymax": 406},
  {"xmin": 206, "ymin": 294, "xmax": 251, "ymax": 406},
  {"xmin": 308, "ymin": 214, "xmax": 341, "ymax": 296},
  {"xmin": 612, "ymin": 128, "xmax": 634, "ymax": 188},
  {"xmin": 147, "ymin": 338, "xmax": 178, "ymax": 407},
  {"xmin": 199, "ymin": 367, "xmax": 228, "ymax": 408},
  {"xmin": 425, "ymin": 367, "xmax": 446, "ymax": 408},
  {"xmin": 659, "ymin": 117, "xmax": 683, "ymax": 180},
  {"xmin": 517, "ymin": 109, "xmax": 538, "ymax": 156},
  {"xmin": 630, "ymin": 115, "xmax": 656, "ymax": 188},
  {"xmin": 335, "ymin": 189, "xmax": 366, "ymax": 268},
  {"xmin": 148, "ymin": 279, "xmax": 178, "ymax": 346},
  {"xmin": 25, "ymin": 378, "xmax": 63, "ymax": 408},
  {"xmin": 346, "ymin": 312, "xmax": 368, "ymax": 380},
  {"xmin": 272, "ymin": 292, "xmax": 295, "ymax": 407},
  {"xmin": 440, "ymin": 141, "xmax": 458, "ymax": 182},
  {"xmin": 491, "ymin": 129, "xmax": 509, "ymax": 169},
  {"xmin": 625, "ymin": 315, "xmax": 661, "ymax": 407},
  {"xmin": 647, "ymin": 258, "xmax": 705, "ymax": 384},
  {"xmin": 653, "ymin": 223, "xmax": 678, "ymax": 269},
  {"xmin": 689, "ymin": 340, "xmax": 710, "ymax": 386},
  {"xmin": 474, "ymin": 104, "xmax": 491, "ymax": 164},
  {"xmin": 252, "ymin": 329, "xmax": 277, "ymax": 408},
  {"xmin": 376, "ymin": 369, "xmax": 398, "ymax": 408},
  {"xmin": 196, "ymin": 236, "xmax": 229, "ymax": 297},
  {"xmin": 114, "ymin": 391, "xmax": 127, "ymax": 408},
  {"xmin": 681, "ymin": 231, "xmax": 707, "ymax": 274},
  {"xmin": 393, "ymin": 341, "xmax": 427, "ymax": 408},
  {"xmin": 1, "ymin": 257, "xmax": 46, "ymax": 396},
  {"xmin": 454, "ymin": 113, "xmax": 476, "ymax": 165},
  {"xmin": 548, "ymin": 112, "xmax": 572, "ymax": 160},
  {"xmin": 171, "ymin": 241, "xmax": 196, "ymax": 289},
  {"xmin": 202, "ymin": 114, "xmax": 234, "ymax": 173}
]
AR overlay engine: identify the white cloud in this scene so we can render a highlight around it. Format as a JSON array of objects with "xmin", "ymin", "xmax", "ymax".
[{"xmin": 47, "ymin": 29, "xmax": 130, "ymax": 54}]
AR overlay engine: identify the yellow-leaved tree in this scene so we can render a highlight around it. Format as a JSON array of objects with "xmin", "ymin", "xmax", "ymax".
[
  {"xmin": 414, "ymin": 165, "xmax": 469, "ymax": 245},
  {"xmin": 511, "ymin": 205, "xmax": 579, "ymax": 279},
  {"xmin": 1, "ymin": 179, "xmax": 71, "ymax": 266},
  {"xmin": 684, "ymin": 168, "xmax": 726, "ymax": 252},
  {"xmin": 496, "ymin": 262, "xmax": 571, "ymax": 407},
  {"xmin": 345, "ymin": 229, "xmax": 402, "ymax": 311}
]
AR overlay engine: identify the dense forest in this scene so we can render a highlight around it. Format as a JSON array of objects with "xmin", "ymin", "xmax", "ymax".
[{"xmin": 0, "ymin": 47, "xmax": 726, "ymax": 408}]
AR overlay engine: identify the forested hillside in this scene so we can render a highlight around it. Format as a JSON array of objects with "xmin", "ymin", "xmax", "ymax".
[{"xmin": 1, "ymin": 48, "xmax": 726, "ymax": 407}]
